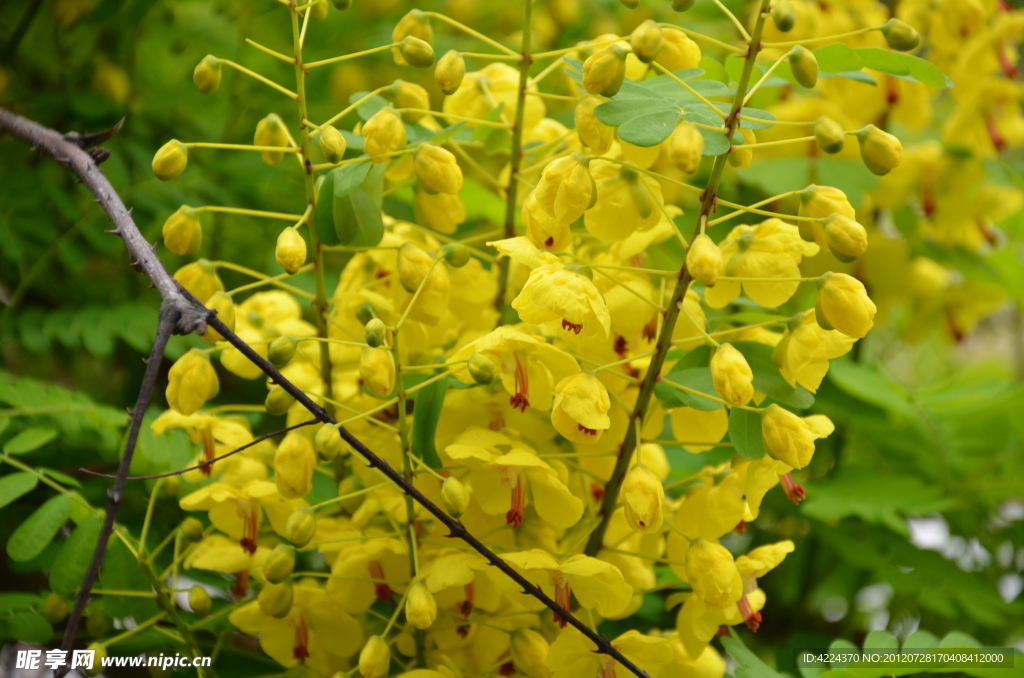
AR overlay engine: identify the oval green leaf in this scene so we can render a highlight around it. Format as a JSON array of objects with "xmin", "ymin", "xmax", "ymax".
[
  {"xmin": 729, "ymin": 407, "xmax": 767, "ymax": 459},
  {"xmin": 3, "ymin": 427, "xmax": 58, "ymax": 455},
  {"xmin": 617, "ymin": 109, "xmax": 679, "ymax": 148},
  {"xmin": 5, "ymin": 611, "xmax": 52, "ymax": 644},
  {"xmin": 50, "ymin": 514, "xmax": 103, "ymax": 596},
  {"xmin": 0, "ymin": 472, "xmax": 39, "ymax": 511},
  {"xmin": 6, "ymin": 494, "xmax": 72, "ymax": 562}
]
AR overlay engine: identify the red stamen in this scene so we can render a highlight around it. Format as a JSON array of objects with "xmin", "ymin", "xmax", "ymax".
[
  {"xmin": 509, "ymin": 353, "xmax": 530, "ymax": 413},
  {"xmin": 553, "ymin": 574, "xmax": 571, "ymax": 628},
  {"xmin": 735, "ymin": 520, "xmax": 747, "ymax": 535},
  {"xmin": 590, "ymin": 482, "xmax": 605, "ymax": 503},
  {"xmin": 577, "ymin": 423, "xmax": 597, "ymax": 436},
  {"xmin": 500, "ymin": 662, "xmax": 516, "ymax": 676},
  {"xmin": 998, "ymin": 45, "xmax": 1019, "ymax": 78},
  {"xmin": 739, "ymin": 595, "xmax": 762, "ymax": 632},
  {"xmin": 457, "ymin": 583, "xmax": 475, "ymax": 619},
  {"xmin": 716, "ymin": 625, "xmax": 730, "ymax": 636},
  {"xmin": 231, "ymin": 570, "xmax": 249, "ymax": 599},
  {"xmin": 614, "ymin": 335, "xmax": 628, "ymax": 358},
  {"xmin": 293, "ymin": 615, "xmax": 310, "ymax": 663},
  {"xmin": 561, "ymin": 319, "xmax": 583, "ymax": 334},
  {"xmin": 545, "ymin": 237, "xmax": 554, "ymax": 247},
  {"xmin": 506, "ymin": 477, "xmax": 525, "ymax": 529},
  {"xmin": 642, "ymin": 316, "xmax": 658, "ymax": 342},
  {"xmin": 201, "ymin": 428, "xmax": 216, "ymax": 477},
  {"xmin": 239, "ymin": 502, "xmax": 259, "ymax": 555},
  {"xmin": 987, "ymin": 114, "xmax": 1008, "ymax": 152},
  {"xmin": 369, "ymin": 560, "xmax": 391, "ymax": 601},
  {"xmin": 780, "ymin": 473, "xmax": 806, "ymax": 505}
]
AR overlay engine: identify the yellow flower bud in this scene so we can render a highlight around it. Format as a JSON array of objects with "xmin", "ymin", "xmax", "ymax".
[
  {"xmin": 582, "ymin": 44, "xmax": 629, "ymax": 97},
  {"xmin": 162, "ymin": 206, "xmax": 203, "ymax": 256},
  {"xmin": 630, "ymin": 20, "xmax": 663, "ymax": 64},
  {"xmin": 319, "ymin": 124, "xmax": 347, "ymax": 163},
  {"xmin": 622, "ymin": 463, "xmax": 664, "ymax": 534},
  {"xmin": 788, "ymin": 45, "xmax": 818, "ymax": 88},
  {"xmin": 656, "ymin": 28, "xmax": 701, "ymax": 71},
  {"xmin": 442, "ymin": 242, "xmax": 470, "ymax": 267},
  {"xmin": 551, "ymin": 372, "xmax": 612, "ymax": 444},
  {"xmin": 174, "ymin": 259, "xmax": 224, "ymax": 303},
  {"xmin": 359, "ymin": 636, "xmax": 391, "ymax": 678},
  {"xmin": 193, "ymin": 55, "xmax": 221, "ymax": 94},
  {"xmin": 823, "ymin": 214, "xmax": 868, "ymax": 262},
  {"xmin": 467, "ymin": 353, "xmax": 495, "ymax": 385},
  {"xmin": 397, "ymin": 242, "xmax": 435, "ymax": 292},
  {"xmin": 202, "ymin": 291, "xmax": 234, "ymax": 343},
  {"xmin": 856, "ymin": 124, "xmax": 903, "ymax": 176},
  {"xmin": 274, "ymin": 432, "xmax": 316, "ymax": 499},
  {"xmin": 360, "ymin": 347, "xmax": 396, "ymax": 398},
  {"xmin": 435, "ymin": 50, "xmax": 465, "ymax": 95},
  {"xmin": 798, "ymin": 184, "xmax": 854, "ymax": 245},
  {"xmin": 668, "ymin": 122, "xmax": 704, "ymax": 173},
  {"xmin": 575, "ymin": 95, "xmax": 614, "ymax": 154},
  {"xmin": 43, "ymin": 592, "xmax": 68, "ymax": 624},
  {"xmin": 179, "ymin": 517, "xmax": 205, "ymax": 543},
  {"xmin": 710, "ymin": 343, "xmax": 754, "ymax": 406},
  {"xmin": 315, "ymin": 424, "xmax": 344, "ymax": 462},
  {"xmin": 391, "ymin": 80, "xmax": 430, "ymax": 123},
  {"xmin": 152, "ymin": 139, "xmax": 188, "ymax": 181},
  {"xmin": 286, "ymin": 507, "xmax": 317, "ymax": 548},
  {"xmin": 413, "ymin": 190, "xmax": 466, "ymax": 234},
  {"xmin": 816, "ymin": 272, "xmax": 876, "ymax": 338},
  {"xmin": 166, "ymin": 349, "xmax": 219, "ymax": 415},
  {"xmin": 262, "ymin": 544, "xmax": 296, "ymax": 584},
  {"xmin": 685, "ymin": 538, "xmax": 743, "ymax": 609},
  {"xmin": 405, "ymin": 582, "xmax": 437, "ymax": 629},
  {"xmin": 309, "ymin": 0, "xmax": 328, "ymax": 20},
  {"xmin": 363, "ymin": 107, "xmax": 406, "ymax": 162},
  {"xmin": 268, "ymin": 335, "xmax": 298, "ymax": 366},
  {"xmin": 686, "ymin": 234, "xmax": 721, "ymax": 287},
  {"xmin": 258, "ymin": 581, "xmax": 294, "ymax": 618},
  {"xmin": 399, "ymin": 36, "xmax": 435, "ymax": 69},
  {"xmin": 441, "ymin": 476, "xmax": 470, "ymax": 518},
  {"xmin": 275, "ymin": 228, "xmax": 306, "ymax": 275},
  {"xmin": 364, "ymin": 318, "xmax": 386, "ymax": 348},
  {"xmin": 672, "ymin": 0, "xmax": 696, "ymax": 10},
  {"xmin": 254, "ymin": 113, "xmax": 290, "ymax": 165},
  {"xmin": 761, "ymin": 403, "xmax": 834, "ymax": 469},
  {"xmin": 772, "ymin": 0, "xmax": 796, "ymax": 31},
  {"xmin": 415, "ymin": 143, "xmax": 463, "ymax": 194},
  {"xmin": 728, "ymin": 128, "xmax": 755, "ymax": 168},
  {"xmin": 85, "ymin": 644, "xmax": 106, "ymax": 677},
  {"xmin": 511, "ymin": 628, "xmax": 551, "ymax": 678},
  {"xmin": 86, "ymin": 611, "xmax": 111, "ymax": 638},
  {"xmin": 813, "ymin": 116, "xmax": 845, "ymax": 154},
  {"xmin": 392, "ymin": 10, "xmax": 433, "ymax": 66},
  {"xmin": 534, "ymin": 154, "xmax": 594, "ymax": 226},
  {"xmin": 265, "ymin": 385, "xmax": 295, "ymax": 416},
  {"xmin": 188, "ymin": 585, "xmax": 212, "ymax": 617},
  {"xmin": 882, "ymin": 18, "xmax": 920, "ymax": 52}
]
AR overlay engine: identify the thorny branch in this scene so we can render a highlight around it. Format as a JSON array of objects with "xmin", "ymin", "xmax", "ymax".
[{"xmin": 0, "ymin": 108, "xmax": 652, "ymax": 678}]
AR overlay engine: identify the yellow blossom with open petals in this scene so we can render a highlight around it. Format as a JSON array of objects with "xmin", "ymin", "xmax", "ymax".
[
  {"xmin": 512, "ymin": 265, "xmax": 611, "ymax": 339},
  {"xmin": 551, "ymin": 372, "xmax": 611, "ymax": 444}
]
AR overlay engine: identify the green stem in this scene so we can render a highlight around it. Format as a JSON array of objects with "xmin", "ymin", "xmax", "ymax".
[
  {"xmin": 290, "ymin": 4, "xmax": 333, "ymax": 408},
  {"xmin": 494, "ymin": 0, "xmax": 533, "ymax": 324},
  {"xmin": 583, "ymin": 0, "xmax": 773, "ymax": 558}
]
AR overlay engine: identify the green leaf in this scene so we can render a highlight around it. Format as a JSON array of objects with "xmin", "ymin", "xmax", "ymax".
[
  {"xmin": 38, "ymin": 467, "xmax": 82, "ymax": 488},
  {"xmin": 709, "ymin": 312, "xmax": 788, "ymax": 327},
  {"xmin": 3, "ymin": 427, "xmax": 58, "ymax": 454},
  {"xmin": 854, "ymin": 47, "xmax": 911, "ymax": 75},
  {"xmin": 938, "ymin": 631, "xmax": 981, "ymax": 649},
  {"xmin": 657, "ymin": 367, "xmax": 722, "ymax": 411},
  {"xmin": 332, "ymin": 160, "xmax": 373, "ymax": 199},
  {"xmin": 101, "ymin": 536, "xmax": 159, "ymax": 620},
  {"xmin": 832, "ymin": 70, "xmax": 878, "ymax": 86},
  {"xmin": 0, "ymin": 472, "xmax": 38, "ymax": 510},
  {"xmin": 0, "ymin": 417, "xmax": 8, "ymax": 436},
  {"xmin": 350, "ymin": 91, "xmax": 389, "ymax": 121},
  {"xmin": 827, "ymin": 359, "xmax": 910, "ymax": 415},
  {"xmin": 732, "ymin": 342, "xmax": 814, "ymax": 409},
  {"xmin": 617, "ymin": 109, "xmax": 679, "ymax": 147},
  {"xmin": 0, "ymin": 593, "xmax": 44, "ymax": 613},
  {"xmin": 899, "ymin": 53, "xmax": 951, "ymax": 88},
  {"xmin": 693, "ymin": 124, "xmax": 730, "ymax": 156},
  {"xmin": 4, "ymin": 611, "xmax": 52, "ymax": 643},
  {"xmin": 864, "ymin": 630, "xmax": 899, "ymax": 651},
  {"xmin": 697, "ymin": 56, "xmax": 728, "ymax": 84},
  {"xmin": 334, "ymin": 188, "xmax": 384, "ymax": 247},
  {"xmin": 411, "ymin": 375, "xmax": 447, "ymax": 470},
  {"xmin": 50, "ymin": 514, "xmax": 102, "ymax": 596},
  {"xmin": 639, "ymin": 71, "xmax": 731, "ymax": 100},
  {"xmin": 314, "ymin": 170, "xmax": 339, "ymax": 246},
  {"xmin": 814, "ymin": 43, "xmax": 864, "ymax": 73},
  {"xmin": 594, "ymin": 98, "xmax": 674, "ymax": 127},
  {"xmin": 483, "ymin": 127, "xmax": 512, "ymax": 156},
  {"xmin": 722, "ymin": 634, "xmax": 785, "ymax": 678},
  {"xmin": 738, "ymin": 107, "xmax": 777, "ymax": 130},
  {"xmin": 729, "ymin": 407, "xmax": 767, "ymax": 459},
  {"xmin": 6, "ymin": 493, "xmax": 72, "ymax": 562},
  {"xmin": 904, "ymin": 630, "xmax": 940, "ymax": 649}
]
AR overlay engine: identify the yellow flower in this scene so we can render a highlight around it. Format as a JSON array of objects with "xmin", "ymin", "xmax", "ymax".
[
  {"xmin": 166, "ymin": 349, "xmax": 219, "ymax": 415},
  {"xmin": 180, "ymin": 480, "xmax": 304, "ymax": 553},
  {"xmin": 513, "ymin": 265, "xmax": 611, "ymax": 339},
  {"xmin": 502, "ymin": 549, "xmax": 633, "ymax": 620},
  {"xmin": 274, "ymin": 432, "xmax": 316, "ymax": 499},
  {"xmin": 449, "ymin": 326, "xmax": 579, "ymax": 412},
  {"xmin": 575, "ymin": 95, "xmax": 614, "ymax": 153},
  {"xmin": 414, "ymin": 143, "xmax": 463, "ymax": 194},
  {"xmin": 511, "ymin": 628, "xmax": 552, "ymax": 678},
  {"xmin": 668, "ymin": 123, "xmax": 704, "ymax": 174},
  {"xmin": 546, "ymin": 629, "xmax": 673, "ymax": 678},
  {"xmin": 728, "ymin": 128, "xmax": 756, "ymax": 169},
  {"xmin": 816, "ymin": 272, "xmax": 877, "ymax": 338},
  {"xmin": 797, "ymin": 184, "xmax": 855, "ymax": 246},
  {"xmin": 523, "ymin": 191, "xmax": 573, "ymax": 251},
  {"xmin": 152, "ymin": 410, "xmax": 265, "ymax": 482},
  {"xmin": 621, "ymin": 463, "xmax": 664, "ymax": 533},
  {"xmin": 813, "ymin": 116, "xmax": 845, "ymax": 154},
  {"xmin": 275, "ymin": 228, "xmax": 306, "ymax": 275},
  {"xmin": 666, "ymin": 633, "xmax": 726, "ymax": 678},
  {"xmin": 362, "ymin": 107, "xmax": 406, "ymax": 162},
  {"xmin": 710, "ymin": 344, "xmax": 753, "ymax": 406},
  {"xmin": 761, "ymin": 404, "xmax": 834, "ymax": 469},
  {"xmin": 551, "ymin": 372, "xmax": 611, "ymax": 444},
  {"xmin": 673, "ymin": 289, "xmax": 709, "ymax": 350},
  {"xmin": 162, "ymin": 206, "xmax": 203, "ymax": 256},
  {"xmin": 670, "ymin": 470, "xmax": 746, "ymax": 542},
  {"xmin": 822, "ymin": 214, "xmax": 868, "ymax": 262},
  {"xmin": 359, "ymin": 635, "xmax": 390, "ymax": 678},
  {"xmin": 413, "ymin": 190, "xmax": 466, "ymax": 234},
  {"xmin": 405, "ymin": 582, "xmax": 437, "ymax": 629},
  {"xmin": 685, "ymin": 538, "xmax": 742, "ymax": 609},
  {"xmin": 656, "ymin": 28, "xmax": 702, "ymax": 71},
  {"xmin": 254, "ymin": 113, "xmax": 290, "ymax": 165},
  {"xmin": 533, "ymin": 154, "xmax": 594, "ymax": 226},
  {"xmin": 152, "ymin": 139, "xmax": 188, "ymax": 181},
  {"xmin": 582, "ymin": 44, "xmax": 629, "ymax": 97},
  {"xmin": 669, "ymin": 406, "xmax": 728, "ymax": 453},
  {"xmin": 318, "ymin": 124, "xmax": 346, "ymax": 163},
  {"xmin": 445, "ymin": 429, "xmax": 584, "ymax": 529},
  {"xmin": 443, "ymin": 62, "xmax": 545, "ymax": 131},
  {"xmin": 326, "ymin": 536, "xmax": 410, "ymax": 611},
  {"xmin": 434, "ymin": 49, "xmax": 465, "ymax": 94},
  {"xmin": 584, "ymin": 162, "xmax": 664, "ymax": 242},
  {"xmin": 772, "ymin": 310, "xmax": 854, "ymax": 392},
  {"xmin": 174, "ymin": 259, "xmax": 224, "ymax": 303},
  {"xmin": 359, "ymin": 347, "xmax": 396, "ymax": 398},
  {"xmin": 733, "ymin": 540, "xmax": 794, "ymax": 631},
  {"xmin": 229, "ymin": 582, "xmax": 363, "ymax": 674},
  {"xmin": 856, "ymin": 124, "xmax": 903, "ymax": 175},
  {"xmin": 391, "ymin": 9, "xmax": 432, "ymax": 66},
  {"xmin": 704, "ymin": 219, "xmax": 819, "ymax": 309}
]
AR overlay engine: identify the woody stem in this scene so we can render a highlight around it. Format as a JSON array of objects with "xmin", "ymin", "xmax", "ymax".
[
  {"xmin": 583, "ymin": 0, "xmax": 773, "ymax": 558},
  {"xmin": 494, "ymin": 0, "xmax": 533, "ymax": 324}
]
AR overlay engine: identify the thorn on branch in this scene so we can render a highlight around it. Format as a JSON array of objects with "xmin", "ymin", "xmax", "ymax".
[{"xmin": 63, "ymin": 117, "xmax": 125, "ymax": 149}]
